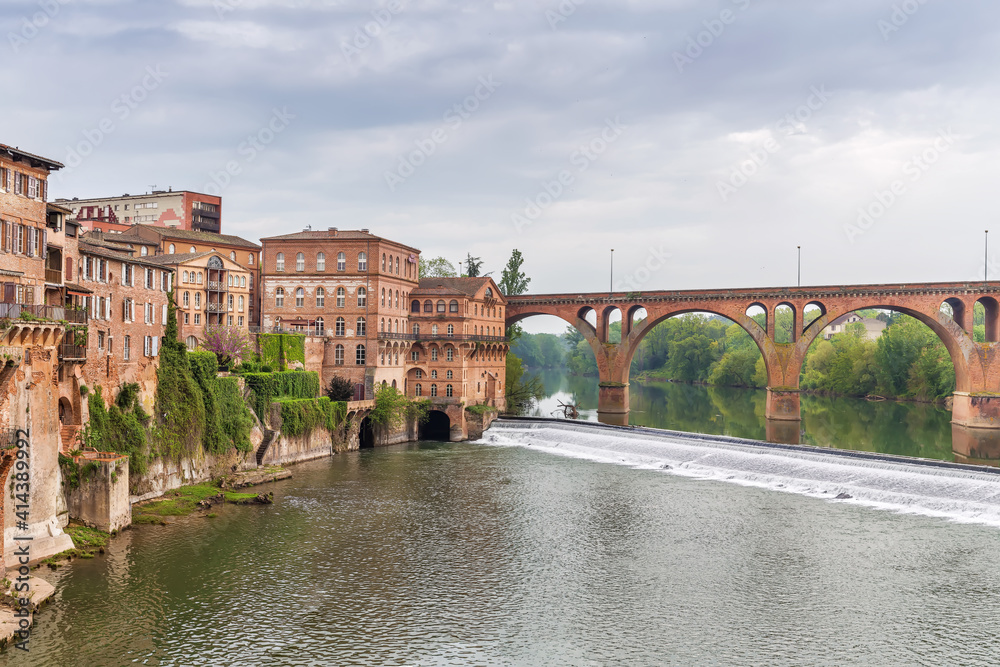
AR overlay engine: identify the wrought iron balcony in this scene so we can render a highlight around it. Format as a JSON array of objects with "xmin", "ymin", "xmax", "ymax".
[
  {"xmin": 206, "ymin": 302, "xmax": 228, "ymax": 313},
  {"xmin": 0, "ymin": 303, "xmax": 87, "ymax": 324},
  {"xmin": 59, "ymin": 343, "xmax": 87, "ymax": 361}
]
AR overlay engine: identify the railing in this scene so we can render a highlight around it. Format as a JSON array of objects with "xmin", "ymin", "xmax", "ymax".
[
  {"xmin": 59, "ymin": 343, "xmax": 87, "ymax": 361},
  {"xmin": 206, "ymin": 302, "xmax": 227, "ymax": 313},
  {"xmin": 250, "ymin": 326, "xmax": 322, "ymax": 335},
  {"xmin": 45, "ymin": 268, "xmax": 62, "ymax": 284},
  {"xmin": 377, "ymin": 332, "xmax": 508, "ymax": 343},
  {"xmin": 0, "ymin": 303, "xmax": 88, "ymax": 324},
  {"xmin": 207, "ymin": 281, "xmax": 226, "ymax": 292}
]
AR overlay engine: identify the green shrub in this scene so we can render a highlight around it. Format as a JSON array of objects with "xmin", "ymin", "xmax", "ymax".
[{"xmin": 277, "ymin": 397, "xmax": 347, "ymax": 436}]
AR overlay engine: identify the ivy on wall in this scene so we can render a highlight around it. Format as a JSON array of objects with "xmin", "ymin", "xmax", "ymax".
[
  {"xmin": 276, "ymin": 397, "xmax": 347, "ymax": 437},
  {"xmin": 243, "ymin": 370, "xmax": 321, "ymax": 421},
  {"xmin": 258, "ymin": 334, "xmax": 306, "ymax": 370}
]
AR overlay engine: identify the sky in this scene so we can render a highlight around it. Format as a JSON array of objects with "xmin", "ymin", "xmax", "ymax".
[{"xmin": 3, "ymin": 0, "xmax": 1000, "ymax": 334}]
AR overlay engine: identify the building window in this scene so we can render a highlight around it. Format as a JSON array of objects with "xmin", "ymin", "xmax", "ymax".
[
  {"xmin": 197, "ymin": 273, "xmax": 203, "ymax": 285},
  {"xmin": 336, "ymin": 288, "xmax": 345, "ymax": 307},
  {"xmin": 437, "ymin": 300, "xmax": 446, "ymax": 313},
  {"xmin": 446, "ymin": 384, "xmax": 453, "ymax": 397},
  {"xmin": 356, "ymin": 344, "xmax": 366, "ymax": 365},
  {"xmin": 276, "ymin": 253, "xmax": 285, "ymax": 271},
  {"xmin": 228, "ymin": 315, "xmax": 234, "ymax": 325},
  {"xmin": 430, "ymin": 370, "xmax": 437, "ymax": 379},
  {"xmin": 186, "ymin": 336, "xmax": 198, "ymax": 349},
  {"xmin": 412, "ymin": 324, "xmax": 420, "ymax": 335},
  {"xmin": 411, "ymin": 350, "xmax": 419, "ymax": 362},
  {"xmin": 97, "ymin": 331, "xmax": 104, "ymax": 350},
  {"xmin": 317, "ymin": 252, "xmax": 325, "ymax": 271},
  {"xmin": 389, "ymin": 256, "xmax": 394, "ymax": 273},
  {"xmin": 316, "ymin": 287, "xmax": 325, "ymax": 307},
  {"xmin": 357, "ymin": 287, "xmax": 367, "ymax": 307},
  {"xmin": 337, "ymin": 252, "xmax": 346, "ymax": 271},
  {"xmin": 334, "ymin": 344, "xmax": 344, "ymax": 365},
  {"xmin": 381, "ymin": 288, "xmax": 385, "ymax": 306},
  {"xmin": 184, "ymin": 313, "xmax": 189, "ymax": 324},
  {"xmin": 183, "ymin": 292, "xmax": 190, "ymax": 307},
  {"xmin": 275, "ymin": 288, "xmax": 284, "ymax": 307},
  {"xmin": 430, "ymin": 384, "xmax": 438, "ymax": 397},
  {"xmin": 141, "ymin": 246, "xmax": 148, "ymax": 256},
  {"xmin": 356, "ymin": 317, "xmax": 366, "ymax": 336},
  {"xmin": 447, "ymin": 324, "xmax": 454, "ymax": 337},
  {"xmin": 190, "ymin": 246, "xmax": 197, "ymax": 253},
  {"xmin": 169, "ymin": 244, "xmax": 175, "ymax": 254},
  {"xmin": 296, "ymin": 252, "xmax": 305, "ymax": 272},
  {"xmin": 195, "ymin": 293, "xmax": 201, "ymax": 308},
  {"xmin": 238, "ymin": 316, "xmax": 244, "ymax": 326},
  {"xmin": 295, "ymin": 288, "xmax": 304, "ymax": 307},
  {"xmin": 432, "ymin": 324, "xmax": 438, "ymax": 336},
  {"xmin": 411, "ymin": 300, "xmax": 420, "ymax": 313},
  {"xmin": 194, "ymin": 313, "xmax": 201, "ymax": 324},
  {"xmin": 336, "ymin": 317, "xmax": 345, "ymax": 336},
  {"xmin": 238, "ymin": 295, "xmax": 244, "ymax": 312},
  {"xmin": 416, "ymin": 369, "xmax": 423, "ymax": 379},
  {"xmin": 423, "ymin": 300, "xmax": 433, "ymax": 313},
  {"xmin": 446, "ymin": 370, "xmax": 453, "ymax": 379},
  {"xmin": 446, "ymin": 348, "xmax": 454, "ymax": 361},
  {"xmin": 431, "ymin": 349, "xmax": 438, "ymax": 361},
  {"xmin": 415, "ymin": 384, "xmax": 422, "ymax": 397},
  {"xmin": 380, "ymin": 318, "xmax": 385, "ymax": 331},
  {"xmin": 382, "ymin": 253, "xmax": 386, "ymax": 271},
  {"xmin": 450, "ymin": 300, "xmax": 459, "ymax": 313},
  {"xmin": 228, "ymin": 294, "xmax": 234, "ymax": 311},
  {"xmin": 358, "ymin": 252, "xmax": 367, "ymax": 271},
  {"xmin": 124, "ymin": 336, "xmax": 130, "ymax": 361},
  {"xmin": 249, "ymin": 253, "xmax": 254, "ymax": 265}
]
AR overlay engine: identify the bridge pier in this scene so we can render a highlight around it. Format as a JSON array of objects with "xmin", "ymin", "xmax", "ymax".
[
  {"xmin": 765, "ymin": 388, "xmax": 801, "ymax": 421},
  {"xmin": 952, "ymin": 393, "xmax": 1000, "ymax": 429},
  {"xmin": 597, "ymin": 382, "xmax": 629, "ymax": 426}
]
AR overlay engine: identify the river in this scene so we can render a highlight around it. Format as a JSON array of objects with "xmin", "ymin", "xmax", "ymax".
[{"xmin": 9, "ymin": 375, "xmax": 1000, "ymax": 665}]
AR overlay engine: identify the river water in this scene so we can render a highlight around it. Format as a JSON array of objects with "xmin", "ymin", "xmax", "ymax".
[{"xmin": 10, "ymin": 376, "xmax": 1000, "ymax": 665}]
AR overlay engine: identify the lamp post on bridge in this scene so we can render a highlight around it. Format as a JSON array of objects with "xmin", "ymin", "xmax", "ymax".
[
  {"xmin": 986, "ymin": 230, "xmax": 989, "ymax": 287},
  {"xmin": 797, "ymin": 246, "xmax": 801, "ymax": 287},
  {"xmin": 610, "ymin": 249, "xmax": 614, "ymax": 294}
]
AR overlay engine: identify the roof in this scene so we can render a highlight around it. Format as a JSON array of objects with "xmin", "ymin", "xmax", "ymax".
[
  {"xmin": 260, "ymin": 228, "xmax": 420, "ymax": 253},
  {"xmin": 0, "ymin": 144, "xmax": 64, "ymax": 171},
  {"xmin": 126, "ymin": 224, "xmax": 260, "ymax": 249},
  {"xmin": 77, "ymin": 241, "xmax": 164, "ymax": 268},
  {"xmin": 53, "ymin": 190, "xmax": 219, "ymax": 203},
  {"xmin": 142, "ymin": 251, "xmax": 251, "ymax": 272},
  {"xmin": 85, "ymin": 230, "xmax": 158, "ymax": 246},
  {"xmin": 413, "ymin": 277, "xmax": 500, "ymax": 299},
  {"xmin": 65, "ymin": 283, "xmax": 93, "ymax": 294}
]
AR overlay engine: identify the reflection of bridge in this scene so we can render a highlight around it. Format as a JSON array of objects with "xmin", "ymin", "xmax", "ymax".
[{"xmin": 505, "ymin": 281, "xmax": 1000, "ymax": 440}]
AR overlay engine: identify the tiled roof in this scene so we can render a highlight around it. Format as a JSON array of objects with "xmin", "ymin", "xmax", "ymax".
[
  {"xmin": 140, "ymin": 252, "xmax": 216, "ymax": 265},
  {"xmin": 413, "ymin": 277, "xmax": 494, "ymax": 298},
  {"xmin": 0, "ymin": 144, "xmax": 64, "ymax": 170},
  {"xmin": 260, "ymin": 229, "xmax": 420, "ymax": 253},
  {"xmin": 126, "ymin": 224, "xmax": 261, "ymax": 249},
  {"xmin": 78, "ymin": 241, "xmax": 164, "ymax": 268}
]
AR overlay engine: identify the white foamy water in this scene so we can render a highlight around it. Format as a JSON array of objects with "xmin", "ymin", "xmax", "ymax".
[{"xmin": 480, "ymin": 419, "xmax": 1000, "ymax": 528}]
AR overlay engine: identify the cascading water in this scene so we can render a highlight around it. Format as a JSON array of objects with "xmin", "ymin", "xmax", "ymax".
[{"xmin": 480, "ymin": 419, "xmax": 1000, "ymax": 528}]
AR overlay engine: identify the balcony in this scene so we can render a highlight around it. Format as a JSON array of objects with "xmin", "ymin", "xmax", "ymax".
[
  {"xmin": 207, "ymin": 281, "xmax": 226, "ymax": 292},
  {"xmin": 0, "ymin": 303, "xmax": 87, "ymax": 324},
  {"xmin": 206, "ymin": 302, "xmax": 227, "ymax": 313},
  {"xmin": 45, "ymin": 268, "xmax": 62, "ymax": 285},
  {"xmin": 377, "ymin": 332, "xmax": 507, "ymax": 343},
  {"xmin": 59, "ymin": 343, "xmax": 87, "ymax": 361}
]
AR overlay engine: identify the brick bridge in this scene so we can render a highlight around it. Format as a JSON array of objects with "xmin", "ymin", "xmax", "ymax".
[{"xmin": 505, "ymin": 281, "xmax": 1000, "ymax": 440}]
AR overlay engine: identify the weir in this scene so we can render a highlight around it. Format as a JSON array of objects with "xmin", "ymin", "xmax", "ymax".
[{"xmin": 505, "ymin": 281, "xmax": 1000, "ymax": 439}]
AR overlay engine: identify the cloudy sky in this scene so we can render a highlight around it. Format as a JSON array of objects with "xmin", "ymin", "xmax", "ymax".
[{"xmin": 4, "ymin": 0, "xmax": 999, "ymax": 331}]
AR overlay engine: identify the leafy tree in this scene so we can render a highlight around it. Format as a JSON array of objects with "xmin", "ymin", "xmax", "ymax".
[
  {"xmin": 419, "ymin": 256, "xmax": 457, "ymax": 279},
  {"xmin": 325, "ymin": 375, "xmax": 355, "ymax": 402},
  {"xmin": 464, "ymin": 253, "xmax": 483, "ymax": 277},
  {"xmin": 504, "ymin": 353, "xmax": 544, "ymax": 414},
  {"xmin": 499, "ymin": 249, "xmax": 530, "ymax": 296}
]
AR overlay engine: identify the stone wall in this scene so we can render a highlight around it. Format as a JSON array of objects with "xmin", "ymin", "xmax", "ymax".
[{"xmin": 65, "ymin": 456, "xmax": 131, "ymax": 533}]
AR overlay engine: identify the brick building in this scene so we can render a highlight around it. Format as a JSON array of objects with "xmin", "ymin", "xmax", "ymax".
[
  {"xmin": 97, "ymin": 225, "xmax": 261, "ymax": 325},
  {"xmin": 56, "ymin": 189, "xmax": 222, "ymax": 233},
  {"xmin": 260, "ymin": 228, "xmax": 420, "ymax": 394},
  {"xmin": 143, "ymin": 251, "xmax": 251, "ymax": 349}
]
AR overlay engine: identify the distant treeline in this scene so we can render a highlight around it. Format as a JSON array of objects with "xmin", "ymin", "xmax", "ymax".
[{"xmin": 511, "ymin": 307, "xmax": 983, "ymax": 402}]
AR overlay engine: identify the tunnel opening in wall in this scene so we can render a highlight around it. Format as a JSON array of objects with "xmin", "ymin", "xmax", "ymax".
[
  {"xmin": 359, "ymin": 416, "xmax": 375, "ymax": 449},
  {"xmin": 420, "ymin": 410, "xmax": 451, "ymax": 441}
]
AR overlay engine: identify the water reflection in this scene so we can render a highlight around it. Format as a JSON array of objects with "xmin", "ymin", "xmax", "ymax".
[{"xmin": 527, "ymin": 369, "xmax": 1000, "ymax": 466}]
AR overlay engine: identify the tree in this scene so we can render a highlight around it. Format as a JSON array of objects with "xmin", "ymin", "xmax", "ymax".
[
  {"xmin": 201, "ymin": 325, "xmax": 254, "ymax": 369},
  {"xmin": 504, "ymin": 353, "xmax": 544, "ymax": 415},
  {"xmin": 326, "ymin": 375, "xmax": 355, "ymax": 402},
  {"xmin": 499, "ymin": 249, "xmax": 530, "ymax": 296},
  {"xmin": 419, "ymin": 256, "xmax": 456, "ymax": 279},
  {"xmin": 464, "ymin": 253, "xmax": 483, "ymax": 277}
]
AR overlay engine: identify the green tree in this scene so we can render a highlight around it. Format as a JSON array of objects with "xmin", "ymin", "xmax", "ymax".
[
  {"xmin": 464, "ymin": 253, "xmax": 483, "ymax": 277},
  {"xmin": 499, "ymin": 249, "xmax": 530, "ymax": 296},
  {"xmin": 419, "ymin": 256, "xmax": 456, "ymax": 278}
]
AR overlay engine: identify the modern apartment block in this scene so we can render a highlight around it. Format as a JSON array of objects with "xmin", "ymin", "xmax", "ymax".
[{"xmin": 56, "ymin": 189, "xmax": 222, "ymax": 234}]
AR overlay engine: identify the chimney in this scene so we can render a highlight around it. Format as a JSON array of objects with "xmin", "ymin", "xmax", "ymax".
[
  {"xmin": 360, "ymin": 228, "xmax": 369, "ymax": 234},
  {"xmin": 328, "ymin": 227, "xmax": 337, "ymax": 236}
]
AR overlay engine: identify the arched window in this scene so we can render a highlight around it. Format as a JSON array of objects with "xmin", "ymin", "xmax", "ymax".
[
  {"xmin": 275, "ymin": 288, "xmax": 284, "ymax": 307},
  {"xmin": 436, "ymin": 300, "xmax": 446, "ymax": 313},
  {"xmin": 382, "ymin": 253, "xmax": 386, "ymax": 271},
  {"xmin": 140, "ymin": 246, "xmax": 148, "ymax": 256},
  {"xmin": 241, "ymin": 276, "xmax": 246, "ymax": 287},
  {"xmin": 381, "ymin": 288, "xmax": 386, "ymax": 306},
  {"xmin": 380, "ymin": 318, "xmax": 385, "ymax": 331},
  {"xmin": 317, "ymin": 252, "xmax": 325, "ymax": 271},
  {"xmin": 358, "ymin": 252, "xmax": 367, "ymax": 271},
  {"xmin": 228, "ymin": 275, "xmax": 233, "ymax": 287},
  {"xmin": 446, "ymin": 385, "xmax": 453, "ymax": 397},
  {"xmin": 432, "ymin": 324, "xmax": 438, "ymax": 336},
  {"xmin": 356, "ymin": 317, "xmax": 366, "ymax": 336},
  {"xmin": 336, "ymin": 287, "xmax": 345, "ymax": 307},
  {"xmin": 186, "ymin": 336, "xmax": 198, "ymax": 349},
  {"xmin": 450, "ymin": 300, "xmax": 459, "ymax": 313},
  {"xmin": 315, "ymin": 317, "xmax": 324, "ymax": 336},
  {"xmin": 447, "ymin": 324, "xmax": 454, "ymax": 337},
  {"xmin": 337, "ymin": 252, "xmax": 346, "ymax": 271},
  {"xmin": 446, "ymin": 348, "xmax": 454, "ymax": 361},
  {"xmin": 446, "ymin": 370, "xmax": 453, "ymax": 379},
  {"xmin": 316, "ymin": 287, "xmax": 325, "ymax": 307},
  {"xmin": 248, "ymin": 253, "xmax": 254, "ymax": 265},
  {"xmin": 431, "ymin": 348, "xmax": 438, "ymax": 361},
  {"xmin": 394, "ymin": 319, "xmax": 398, "ymax": 333},
  {"xmin": 183, "ymin": 292, "xmax": 190, "ymax": 307},
  {"xmin": 389, "ymin": 256, "xmax": 393, "ymax": 273},
  {"xmin": 411, "ymin": 300, "xmax": 420, "ymax": 313},
  {"xmin": 195, "ymin": 293, "xmax": 202, "ymax": 308},
  {"xmin": 190, "ymin": 246, "xmax": 197, "ymax": 253},
  {"xmin": 276, "ymin": 253, "xmax": 285, "ymax": 271},
  {"xmin": 430, "ymin": 384, "xmax": 438, "ymax": 397},
  {"xmin": 356, "ymin": 344, "xmax": 366, "ymax": 365},
  {"xmin": 395, "ymin": 290, "xmax": 399, "ymax": 309},
  {"xmin": 430, "ymin": 370, "xmax": 438, "ymax": 379},
  {"xmin": 238, "ymin": 295, "xmax": 244, "ymax": 312},
  {"xmin": 396, "ymin": 257, "xmax": 400, "ymax": 275},
  {"xmin": 423, "ymin": 300, "xmax": 433, "ymax": 313},
  {"xmin": 183, "ymin": 270, "xmax": 189, "ymax": 283},
  {"xmin": 336, "ymin": 317, "xmax": 345, "ymax": 336},
  {"xmin": 357, "ymin": 287, "xmax": 367, "ymax": 307},
  {"xmin": 230, "ymin": 251, "xmax": 236, "ymax": 261},
  {"xmin": 169, "ymin": 244, "xmax": 175, "ymax": 254},
  {"xmin": 295, "ymin": 287, "xmax": 304, "ymax": 307},
  {"xmin": 296, "ymin": 252, "xmax": 304, "ymax": 272},
  {"xmin": 415, "ymin": 384, "xmax": 422, "ymax": 397},
  {"xmin": 334, "ymin": 344, "xmax": 344, "ymax": 365}
]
